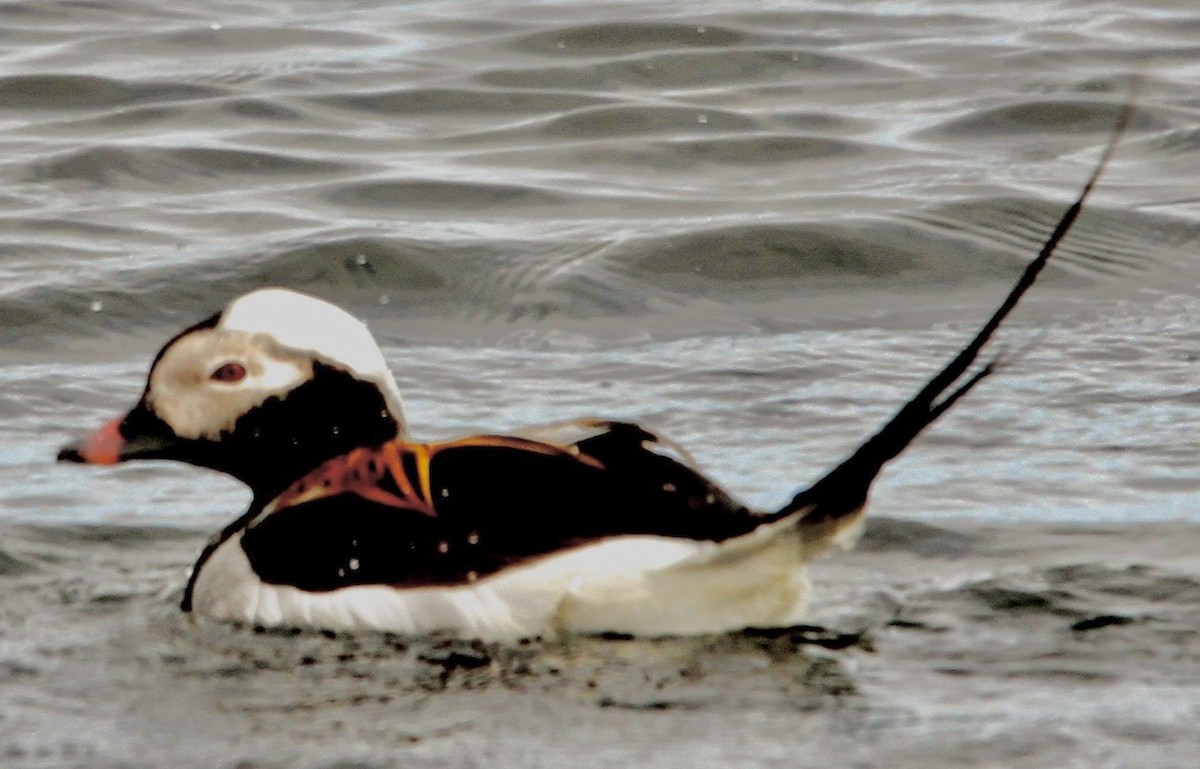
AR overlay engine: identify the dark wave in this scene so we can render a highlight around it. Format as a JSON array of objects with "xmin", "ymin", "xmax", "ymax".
[
  {"xmin": 902, "ymin": 198, "xmax": 1199, "ymax": 278},
  {"xmin": 80, "ymin": 25, "xmax": 387, "ymax": 56},
  {"xmin": 475, "ymin": 47, "xmax": 899, "ymax": 92},
  {"xmin": 926, "ymin": 100, "xmax": 1169, "ymax": 140},
  {"xmin": 937, "ymin": 563, "xmax": 1200, "ymax": 626},
  {"xmin": 27, "ymin": 145, "xmax": 359, "ymax": 190},
  {"xmin": 21, "ymin": 523, "xmax": 202, "ymax": 548},
  {"xmin": 322, "ymin": 179, "xmax": 572, "ymax": 210},
  {"xmin": 651, "ymin": 134, "xmax": 864, "ymax": 164},
  {"xmin": 0, "ymin": 548, "xmax": 35, "ymax": 577},
  {"xmin": 854, "ymin": 517, "xmax": 980, "ymax": 558},
  {"xmin": 539, "ymin": 104, "xmax": 761, "ymax": 139},
  {"xmin": 458, "ymin": 126, "xmax": 871, "ymax": 174},
  {"xmin": 507, "ymin": 21, "xmax": 757, "ymax": 55},
  {"xmin": 312, "ymin": 87, "xmax": 611, "ymax": 117},
  {"xmin": 0, "ymin": 74, "xmax": 223, "ymax": 111}
]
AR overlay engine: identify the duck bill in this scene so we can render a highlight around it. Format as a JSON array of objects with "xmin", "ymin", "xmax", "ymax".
[{"xmin": 57, "ymin": 404, "xmax": 182, "ymax": 465}]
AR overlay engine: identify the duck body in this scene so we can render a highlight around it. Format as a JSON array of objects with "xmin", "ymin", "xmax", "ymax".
[
  {"xmin": 186, "ymin": 421, "xmax": 846, "ymax": 640},
  {"xmin": 50, "ymin": 269, "xmax": 1053, "ymax": 641},
  {"xmin": 50, "ymin": 262, "xmax": 1056, "ymax": 641},
  {"xmin": 59, "ymin": 286, "xmax": 880, "ymax": 639}
]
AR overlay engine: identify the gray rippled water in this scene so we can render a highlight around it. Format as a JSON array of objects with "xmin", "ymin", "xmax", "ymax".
[
  {"xmin": 3, "ymin": 0, "xmax": 1200, "ymax": 526},
  {"xmin": 7, "ymin": 4, "xmax": 1200, "ymax": 769}
]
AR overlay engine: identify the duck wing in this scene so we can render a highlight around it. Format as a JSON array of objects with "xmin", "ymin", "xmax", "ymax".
[{"xmin": 227, "ymin": 421, "xmax": 768, "ymax": 594}]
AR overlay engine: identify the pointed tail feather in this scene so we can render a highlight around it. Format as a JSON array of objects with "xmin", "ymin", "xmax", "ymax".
[{"xmin": 780, "ymin": 96, "xmax": 1135, "ymax": 525}]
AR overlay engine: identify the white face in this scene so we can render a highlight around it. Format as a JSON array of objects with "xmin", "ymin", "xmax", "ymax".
[
  {"xmin": 146, "ymin": 288, "xmax": 408, "ymax": 442},
  {"xmin": 147, "ymin": 328, "xmax": 314, "ymax": 441}
]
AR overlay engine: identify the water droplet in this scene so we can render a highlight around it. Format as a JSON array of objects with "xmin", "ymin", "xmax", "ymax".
[
  {"xmin": 662, "ymin": 482, "xmax": 677, "ymax": 493},
  {"xmin": 467, "ymin": 570, "xmax": 478, "ymax": 582},
  {"xmin": 378, "ymin": 294, "xmax": 390, "ymax": 305},
  {"xmin": 437, "ymin": 541, "xmax": 449, "ymax": 554},
  {"xmin": 556, "ymin": 40, "xmax": 565, "ymax": 49},
  {"xmin": 467, "ymin": 532, "xmax": 480, "ymax": 545},
  {"xmin": 90, "ymin": 300, "xmax": 103, "ymax": 313},
  {"xmin": 348, "ymin": 558, "xmax": 360, "ymax": 571},
  {"xmin": 697, "ymin": 114, "xmax": 708, "ymax": 125},
  {"xmin": 210, "ymin": 22, "xmax": 222, "ymax": 31},
  {"xmin": 355, "ymin": 253, "xmax": 368, "ymax": 266},
  {"xmin": 440, "ymin": 487, "xmax": 450, "ymax": 498},
  {"xmin": 697, "ymin": 25, "xmax": 706, "ymax": 34}
]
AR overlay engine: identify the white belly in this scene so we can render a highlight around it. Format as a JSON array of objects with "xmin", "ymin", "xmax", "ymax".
[{"xmin": 188, "ymin": 517, "xmax": 812, "ymax": 641}]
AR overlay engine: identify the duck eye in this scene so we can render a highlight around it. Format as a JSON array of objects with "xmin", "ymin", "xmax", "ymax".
[{"xmin": 210, "ymin": 362, "xmax": 247, "ymax": 383}]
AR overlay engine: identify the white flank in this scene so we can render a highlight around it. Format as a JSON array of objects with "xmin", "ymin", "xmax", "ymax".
[{"xmin": 189, "ymin": 516, "xmax": 811, "ymax": 641}]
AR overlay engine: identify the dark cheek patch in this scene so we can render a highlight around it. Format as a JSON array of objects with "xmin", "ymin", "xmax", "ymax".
[{"xmin": 180, "ymin": 361, "xmax": 401, "ymax": 501}]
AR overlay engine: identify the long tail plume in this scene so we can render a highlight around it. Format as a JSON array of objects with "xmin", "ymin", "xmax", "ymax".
[{"xmin": 780, "ymin": 94, "xmax": 1136, "ymax": 524}]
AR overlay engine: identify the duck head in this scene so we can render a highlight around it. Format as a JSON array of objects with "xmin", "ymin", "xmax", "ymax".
[{"xmin": 58, "ymin": 288, "xmax": 407, "ymax": 503}]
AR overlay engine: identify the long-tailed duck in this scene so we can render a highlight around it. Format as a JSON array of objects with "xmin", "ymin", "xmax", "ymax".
[{"xmin": 57, "ymin": 119, "xmax": 1126, "ymax": 641}]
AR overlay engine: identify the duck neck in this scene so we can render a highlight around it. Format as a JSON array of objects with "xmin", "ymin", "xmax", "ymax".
[{"xmin": 203, "ymin": 362, "xmax": 403, "ymax": 504}]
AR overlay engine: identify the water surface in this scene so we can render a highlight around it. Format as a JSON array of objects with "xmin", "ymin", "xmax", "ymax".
[{"xmin": 4, "ymin": 2, "xmax": 1200, "ymax": 768}]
